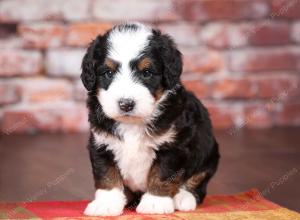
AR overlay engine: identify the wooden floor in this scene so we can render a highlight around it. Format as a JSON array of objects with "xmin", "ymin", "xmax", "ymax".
[{"xmin": 0, "ymin": 128, "xmax": 299, "ymax": 212}]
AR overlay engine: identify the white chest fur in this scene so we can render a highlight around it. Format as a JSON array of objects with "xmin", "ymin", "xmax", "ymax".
[{"xmin": 92, "ymin": 124, "xmax": 175, "ymax": 192}]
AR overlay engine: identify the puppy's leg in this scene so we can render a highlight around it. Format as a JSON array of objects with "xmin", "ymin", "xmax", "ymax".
[
  {"xmin": 174, "ymin": 172, "xmax": 206, "ymax": 211},
  {"xmin": 136, "ymin": 164, "xmax": 183, "ymax": 214},
  {"xmin": 84, "ymin": 165, "xmax": 127, "ymax": 216},
  {"xmin": 192, "ymin": 173, "xmax": 213, "ymax": 204},
  {"xmin": 84, "ymin": 187, "xmax": 126, "ymax": 216},
  {"xmin": 174, "ymin": 171, "xmax": 217, "ymax": 212}
]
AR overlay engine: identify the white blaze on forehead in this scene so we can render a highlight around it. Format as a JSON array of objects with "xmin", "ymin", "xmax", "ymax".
[{"xmin": 107, "ymin": 24, "xmax": 152, "ymax": 63}]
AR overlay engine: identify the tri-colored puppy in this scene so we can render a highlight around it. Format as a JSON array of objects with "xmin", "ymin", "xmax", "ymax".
[{"xmin": 81, "ymin": 22, "xmax": 220, "ymax": 216}]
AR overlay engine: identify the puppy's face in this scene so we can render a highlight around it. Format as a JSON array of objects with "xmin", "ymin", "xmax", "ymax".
[{"xmin": 81, "ymin": 23, "xmax": 182, "ymax": 123}]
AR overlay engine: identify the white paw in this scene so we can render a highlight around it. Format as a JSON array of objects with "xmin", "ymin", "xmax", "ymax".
[
  {"xmin": 136, "ymin": 193, "xmax": 174, "ymax": 214},
  {"xmin": 84, "ymin": 188, "xmax": 126, "ymax": 216},
  {"xmin": 174, "ymin": 189, "xmax": 197, "ymax": 211}
]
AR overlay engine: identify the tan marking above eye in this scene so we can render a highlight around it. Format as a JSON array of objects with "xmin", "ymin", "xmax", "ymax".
[
  {"xmin": 138, "ymin": 57, "xmax": 151, "ymax": 71},
  {"xmin": 104, "ymin": 58, "xmax": 118, "ymax": 71}
]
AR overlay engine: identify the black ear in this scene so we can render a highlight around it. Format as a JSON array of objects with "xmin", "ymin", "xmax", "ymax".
[
  {"xmin": 156, "ymin": 32, "xmax": 183, "ymax": 89},
  {"xmin": 81, "ymin": 35, "xmax": 106, "ymax": 91}
]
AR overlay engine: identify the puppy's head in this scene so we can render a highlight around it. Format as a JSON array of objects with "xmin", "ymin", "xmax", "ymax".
[{"xmin": 81, "ymin": 23, "xmax": 182, "ymax": 123}]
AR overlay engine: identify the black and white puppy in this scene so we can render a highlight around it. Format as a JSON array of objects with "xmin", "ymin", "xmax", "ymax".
[{"xmin": 81, "ymin": 23, "xmax": 219, "ymax": 216}]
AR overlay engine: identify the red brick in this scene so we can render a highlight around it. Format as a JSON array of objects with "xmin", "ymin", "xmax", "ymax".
[
  {"xmin": 243, "ymin": 104, "xmax": 273, "ymax": 128},
  {"xmin": 18, "ymin": 78, "xmax": 73, "ymax": 102},
  {"xmin": 275, "ymin": 102, "xmax": 300, "ymax": 126},
  {"xmin": 0, "ymin": 103, "xmax": 88, "ymax": 134},
  {"xmin": 0, "ymin": 0, "xmax": 91, "ymax": 22},
  {"xmin": 18, "ymin": 22, "xmax": 65, "ymax": 49},
  {"xmin": 212, "ymin": 78, "xmax": 256, "ymax": 99},
  {"xmin": 205, "ymin": 102, "xmax": 238, "ymax": 129},
  {"xmin": 182, "ymin": 48, "xmax": 224, "ymax": 74},
  {"xmin": 175, "ymin": 0, "xmax": 269, "ymax": 21},
  {"xmin": 201, "ymin": 21, "xmax": 290, "ymax": 48},
  {"xmin": 229, "ymin": 48, "xmax": 299, "ymax": 72},
  {"xmin": 247, "ymin": 22, "xmax": 290, "ymax": 46},
  {"xmin": 210, "ymin": 76, "xmax": 300, "ymax": 100},
  {"xmin": 158, "ymin": 23, "xmax": 200, "ymax": 46},
  {"xmin": 45, "ymin": 49, "xmax": 85, "ymax": 77},
  {"xmin": 291, "ymin": 22, "xmax": 300, "ymax": 43},
  {"xmin": 65, "ymin": 23, "xmax": 112, "ymax": 47},
  {"xmin": 271, "ymin": 0, "xmax": 300, "ymax": 19},
  {"xmin": 0, "ymin": 50, "xmax": 42, "ymax": 76},
  {"xmin": 0, "ymin": 82, "xmax": 20, "ymax": 105},
  {"xmin": 200, "ymin": 23, "xmax": 247, "ymax": 49},
  {"xmin": 256, "ymin": 75, "xmax": 300, "ymax": 99},
  {"xmin": 93, "ymin": 0, "xmax": 178, "ymax": 22},
  {"xmin": 183, "ymin": 80, "xmax": 210, "ymax": 98}
]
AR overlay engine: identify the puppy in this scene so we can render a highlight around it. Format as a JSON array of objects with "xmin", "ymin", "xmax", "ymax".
[{"xmin": 81, "ymin": 23, "xmax": 219, "ymax": 216}]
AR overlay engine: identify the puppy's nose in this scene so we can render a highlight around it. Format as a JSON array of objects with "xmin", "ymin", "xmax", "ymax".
[{"xmin": 118, "ymin": 98, "xmax": 135, "ymax": 112}]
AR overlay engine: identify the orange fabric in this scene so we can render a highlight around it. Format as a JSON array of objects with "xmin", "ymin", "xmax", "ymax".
[{"xmin": 0, "ymin": 189, "xmax": 299, "ymax": 219}]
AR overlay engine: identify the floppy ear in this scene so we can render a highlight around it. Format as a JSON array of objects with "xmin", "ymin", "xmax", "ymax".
[
  {"xmin": 81, "ymin": 36, "xmax": 106, "ymax": 91},
  {"xmin": 158, "ymin": 33, "xmax": 183, "ymax": 89}
]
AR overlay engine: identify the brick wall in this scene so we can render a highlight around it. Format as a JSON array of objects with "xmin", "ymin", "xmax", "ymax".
[{"xmin": 0, "ymin": 0, "xmax": 299, "ymax": 134}]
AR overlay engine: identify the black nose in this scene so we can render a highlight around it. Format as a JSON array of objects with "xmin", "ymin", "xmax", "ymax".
[{"xmin": 118, "ymin": 98, "xmax": 135, "ymax": 112}]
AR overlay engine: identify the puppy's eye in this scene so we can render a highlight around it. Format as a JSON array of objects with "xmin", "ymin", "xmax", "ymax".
[
  {"xmin": 104, "ymin": 70, "xmax": 113, "ymax": 79},
  {"xmin": 142, "ymin": 69, "xmax": 153, "ymax": 79}
]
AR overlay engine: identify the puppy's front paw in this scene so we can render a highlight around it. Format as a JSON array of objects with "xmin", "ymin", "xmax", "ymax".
[
  {"xmin": 174, "ymin": 189, "xmax": 197, "ymax": 211},
  {"xmin": 84, "ymin": 188, "xmax": 126, "ymax": 216},
  {"xmin": 136, "ymin": 193, "xmax": 174, "ymax": 214}
]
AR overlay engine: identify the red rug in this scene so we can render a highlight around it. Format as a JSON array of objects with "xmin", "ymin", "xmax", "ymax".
[{"xmin": 1, "ymin": 189, "xmax": 299, "ymax": 219}]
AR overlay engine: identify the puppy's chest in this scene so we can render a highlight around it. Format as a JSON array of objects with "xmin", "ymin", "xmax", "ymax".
[
  {"xmin": 93, "ymin": 124, "xmax": 175, "ymax": 192},
  {"xmin": 113, "ymin": 126, "xmax": 155, "ymax": 192}
]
